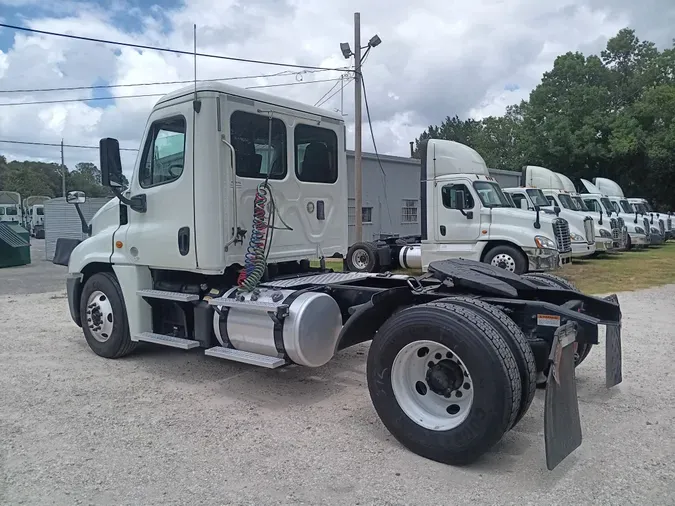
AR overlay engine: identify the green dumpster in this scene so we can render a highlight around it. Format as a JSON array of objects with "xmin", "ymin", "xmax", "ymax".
[{"xmin": 0, "ymin": 222, "xmax": 31, "ymax": 267}]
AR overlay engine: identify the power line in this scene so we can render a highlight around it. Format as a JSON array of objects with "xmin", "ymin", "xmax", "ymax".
[
  {"xmin": 314, "ymin": 79, "xmax": 343, "ymax": 107},
  {"xmin": 317, "ymin": 77, "xmax": 354, "ymax": 108},
  {"xmin": 0, "ymin": 139, "xmax": 139, "ymax": 151},
  {"xmin": 0, "ymin": 77, "xmax": 345, "ymax": 107},
  {"xmin": 0, "ymin": 69, "xmax": 330, "ymax": 94},
  {"xmin": 0, "ymin": 23, "xmax": 352, "ymax": 73}
]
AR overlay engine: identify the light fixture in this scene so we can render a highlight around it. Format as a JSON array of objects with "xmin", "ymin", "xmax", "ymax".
[
  {"xmin": 340, "ymin": 42, "xmax": 353, "ymax": 59},
  {"xmin": 368, "ymin": 34, "xmax": 381, "ymax": 48}
]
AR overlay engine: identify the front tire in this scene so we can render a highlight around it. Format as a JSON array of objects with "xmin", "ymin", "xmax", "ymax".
[
  {"xmin": 367, "ymin": 301, "xmax": 521, "ymax": 466},
  {"xmin": 483, "ymin": 245, "xmax": 528, "ymax": 274},
  {"xmin": 79, "ymin": 272, "xmax": 136, "ymax": 359}
]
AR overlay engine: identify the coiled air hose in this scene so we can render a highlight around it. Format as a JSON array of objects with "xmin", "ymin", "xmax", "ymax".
[{"xmin": 237, "ymin": 181, "xmax": 271, "ymax": 292}]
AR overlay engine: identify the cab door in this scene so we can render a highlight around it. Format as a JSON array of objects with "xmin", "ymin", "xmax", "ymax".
[
  {"xmin": 114, "ymin": 100, "xmax": 196, "ymax": 270},
  {"xmin": 434, "ymin": 182, "xmax": 481, "ymax": 243}
]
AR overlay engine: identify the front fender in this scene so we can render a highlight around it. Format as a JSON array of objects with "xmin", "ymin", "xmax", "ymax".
[{"xmin": 67, "ymin": 225, "xmax": 116, "ymax": 275}]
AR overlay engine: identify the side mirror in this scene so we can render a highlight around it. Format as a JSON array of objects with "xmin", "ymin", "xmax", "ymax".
[
  {"xmin": 453, "ymin": 190, "xmax": 466, "ymax": 210},
  {"xmin": 100, "ymin": 137, "xmax": 124, "ymax": 188},
  {"xmin": 553, "ymin": 205, "xmax": 561, "ymax": 216},
  {"xmin": 519, "ymin": 199, "xmax": 528, "ymax": 210},
  {"xmin": 66, "ymin": 191, "xmax": 86, "ymax": 204}
]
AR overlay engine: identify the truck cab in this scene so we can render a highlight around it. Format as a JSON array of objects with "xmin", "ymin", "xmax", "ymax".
[
  {"xmin": 0, "ymin": 191, "xmax": 22, "ymax": 224},
  {"xmin": 576, "ymin": 179, "xmax": 635, "ymax": 249},
  {"xmin": 418, "ymin": 140, "xmax": 572, "ymax": 274},
  {"xmin": 22, "ymin": 196, "xmax": 50, "ymax": 238},
  {"xmin": 502, "ymin": 186, "xmax": 596, "ymax": 259},
  {"xmin": 627, "ymin": 198, "xmax": 665, "ymax": 244}
]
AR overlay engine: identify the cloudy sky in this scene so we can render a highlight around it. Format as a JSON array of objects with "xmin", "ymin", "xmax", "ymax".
[{"xmin": 0, "ymin": 0, "xmax": 673, "ymax": 172}]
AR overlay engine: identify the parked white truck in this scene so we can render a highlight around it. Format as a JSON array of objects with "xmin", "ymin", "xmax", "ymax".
[
  {"xmin": 55, "ymin": 81, "xmax": 622, "ymax": 471},
  {"xmin": 22, "ymin": 195, "xmax": 51, "ymax": 238},
  {"xmin": 346, "ymin": 140, "xmax": 573, "ymax": 275},
  {"xmin": 501, "ymin": 185, "xmax": 596, "ymax": 259},
  {"xmin": 0, "ymin": 191, "xmax": 22, "ymax": 224}
]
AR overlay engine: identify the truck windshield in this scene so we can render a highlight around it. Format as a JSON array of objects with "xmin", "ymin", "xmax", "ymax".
[
  {"xmin": 473, "ymin": 181, "xmax": 511, "ymax": 208},
  {"xmin": 503, "ymin": 193, "xmax": 516, "ymax": 207},
  {"xmin": 5, "ymin": 206, "xmax": 17, "ymax": 215},
  {"xmin": 642, "ymin": 201, "xmax": 654, "ymax": 212},
  {"xmin": 619, "ymin": 200, "xmax": 633, "ymax": 214},
  {"xmin": 526, "ymin": 189, "xmax": 550, "ymax": 207},
  {"xmin": 600, "ymin": 197, "xmax": 615, "ymax": 215},
  {"xmin": 557, "ymin": 193, "xmax": 576, "ymax": 210},
  {"xmin": 37, "ymin": 207, "xmax": 44, "ymax": 216},
  {"xmin": 611, "ymin": 201, "xmax": 621, "ymax": 214}
]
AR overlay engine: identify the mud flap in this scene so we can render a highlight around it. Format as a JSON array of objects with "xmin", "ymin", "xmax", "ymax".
[
  {"xmin": 603, "ymin": 293, "xmax": 623, "ymax": 389},
  {"xmin": 544, "ymin": 322, "xmax": 582, "ymax": 471}
]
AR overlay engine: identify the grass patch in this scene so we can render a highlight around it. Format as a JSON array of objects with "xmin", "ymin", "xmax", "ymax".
[
  {"xmin": 311, "ymin": 242, "xmax": 675, "ymax": 295},
  {"xmin": 558, "ymin": 242, "xmax": 675, "ymax": 294}
]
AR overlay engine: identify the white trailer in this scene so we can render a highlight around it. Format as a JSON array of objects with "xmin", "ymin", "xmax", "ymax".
[
  {"xmin": 57, "ymin": 81, "xmax": 622, "ymax": 470},
  {"xmin": 346, "ymin": 141, "xmax": 573, "ymax": 275}
]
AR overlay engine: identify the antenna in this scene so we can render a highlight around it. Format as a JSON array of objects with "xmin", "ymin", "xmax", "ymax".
[{"xmin": 192, "ymin": 23, "xmax": 201, "ymax": 113}]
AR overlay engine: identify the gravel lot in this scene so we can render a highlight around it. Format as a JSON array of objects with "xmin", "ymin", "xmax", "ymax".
[
  {"xmin": 0, "ymin": 239, "xmax": 67, "ymax": 296},
  {"xmin": 1, "ymin": 275, "xmax": 674, "ymax": 504}
]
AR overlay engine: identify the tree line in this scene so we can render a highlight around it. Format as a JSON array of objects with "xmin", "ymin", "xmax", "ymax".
[
  {"xmin": 413, "ymin": 28, "xmax": 675, "ymax": 211},
  {"xmin": 0, "ymin": 158, "xmax": 128, "ymax": 199}
]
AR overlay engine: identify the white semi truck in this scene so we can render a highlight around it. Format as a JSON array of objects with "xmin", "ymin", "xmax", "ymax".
[
  {"xmin": 501, "ymin": 185, "xmax": 597, "ymax": 259},
  {"xmin": 22, "ymin": 195, "xmax": 51, "ymax": 238},
  {"xmin": 0, "ymin": 191, "xmax": 22, "ymax": 224},
  {"xmin": 346, "ymin": 140, "xmax": 573, "ymax": 275},
  {"xmin": 56, "ymin": 81, "xmax": 622, "ymax": 470}
]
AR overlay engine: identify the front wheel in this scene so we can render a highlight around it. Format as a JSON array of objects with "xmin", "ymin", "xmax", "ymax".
[
  {"xmin": 79, "ymin": 272, "xmax": 136, "ymax": 359},
  {"xmin": 367, "ymin": 301, "xmax": 521, "ymax": 466},
  {"xmin": 483, "ymin": 245, "xmax": 528, "ymax": 274}
]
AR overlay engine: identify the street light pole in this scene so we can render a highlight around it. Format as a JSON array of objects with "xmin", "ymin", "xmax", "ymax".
[{"xmin": 353, "ymin": 12, "xmax": 363, "ymax": 243}]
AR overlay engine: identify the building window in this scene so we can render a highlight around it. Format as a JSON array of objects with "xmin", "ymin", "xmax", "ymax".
[
  {"xmin": 362, "ymin": 206, "xmax": 373, "ymax": 224},
  {"xmin": 401, "ymin": 199, "xmax": 418, "ymax": 224},
  {"xmin": 139, "ymin": 115, "xmax": 186, "ymax": 188},
  {"xmin": 230, "ymin": 110, "xmax": 287, "ymax": 180},
  {"xmin": 348, "ymin": 200, "xmax": 355, "ymax": 226},
  {"xmin": 294, "ymin": 124, "xmax": 338, "ymax": 183}
]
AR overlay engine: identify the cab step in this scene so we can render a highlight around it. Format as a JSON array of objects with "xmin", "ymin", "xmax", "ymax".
[
  {"xmin": 204, "ymin": 346, "xmax": 286, "ymax": 368},
  {"xmin": 137, "ymin": 289, "xmax": 199, "ymax": 302},
  {"xmin": 133, "ymin": 332, "xmax": 200, "ymax": 350}
]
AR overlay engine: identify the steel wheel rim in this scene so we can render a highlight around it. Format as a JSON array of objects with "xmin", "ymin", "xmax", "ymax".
[
  {"xmin": 351, "ymin": 249, "xmax": 370, "ymax": 270},
  {"xmin": 391, "ymin": 340, "xmax": 474, "ymax": 431},
  {"xmin": 86, "ymin": 290, "xmax": 114, "ymax": 343},
  {"xmin": 491, "ymin": 253, "xmax": 516, "ymax": 272}
]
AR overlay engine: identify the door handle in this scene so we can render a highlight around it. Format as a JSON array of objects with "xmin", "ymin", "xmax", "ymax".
[
  {"xmin": 178, "ymin": 227, "xmax": 190, "ymax": 256},
  {"xmin": 440, "ymin": 225, "xmax": 446, "ymax": 236}
]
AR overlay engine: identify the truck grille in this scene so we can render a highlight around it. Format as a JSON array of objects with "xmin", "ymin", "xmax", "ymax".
[
  {"xmin": 617, "ymin": 217, "xmax": 626, "ymax": 247},
  {"xmin": 668, "ymin": 217, "xmax": 672, "ymax": 231},
  {"xmin": 553, "ymin": 218, "xmax": 572, "ymax": 253},
  {"xmin": 583, "ymin": 217, "xmax": 594, "ymax": 244},
  {"xmin": 659, "ymin": 219, "xmax": 665, "ymax": 236},
  {"xmin": 644, "ymin": 217, "xmax": 651, "ymax": 239},
  {"xmin": 610, "ymin": 218, "xmax": 619, "ymax": 240}
]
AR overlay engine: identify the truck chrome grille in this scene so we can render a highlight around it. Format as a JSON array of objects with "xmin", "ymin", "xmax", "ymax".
[
  {"xmin": 668, "ymin": 217, "xmax": 672, "ymax": 231},
  {"xmin": 610, "ymin": 218, "xmax": 619, "ymax": 240},
  {"xmin": 553, "ymin": 218, "xmax": 572, "ymax": 253},
  {"xmin": 583, "ymin": 217, "xmax": 594, "ymax": 244},
  {"xmin": 644, "ymin": 217, "xmax": 651, "ymax": 239},
  {"xmin": 659, "ymin": 219, "xmax": 665, "ymax": 236}
]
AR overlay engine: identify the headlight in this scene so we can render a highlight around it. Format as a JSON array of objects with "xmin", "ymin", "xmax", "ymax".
[
  {"xmin": 534, "ymin": 235, "xmax": 556, "ymax": 249},
  {"xmin": 599, "ymin": 229, "xmax": 612, "ymax": 238},
  {"xmin": 570, "ymin": 233, "xmax": 584, "ymax": 242},
  {"xmin": 635, "ymin": 226, "xmax": 645, "ymax": 234}
]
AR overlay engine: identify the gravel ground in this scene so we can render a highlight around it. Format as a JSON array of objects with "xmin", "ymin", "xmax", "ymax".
[
  {"xmin": 1, "ymin": 284, "xmax": 674, "ymax": 505},
  {"xmin": 0, "ymin": 239, "xmax": 67, "ymax": 296}
]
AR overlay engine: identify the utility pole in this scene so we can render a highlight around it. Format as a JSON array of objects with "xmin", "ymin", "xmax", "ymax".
[
  {"xmin": 60, "ymin": 139, "xmax": 66, "ymax": 198},
  {"xmin": 354, "ymin": 12, "xmax": 363, "ymax": 243}
]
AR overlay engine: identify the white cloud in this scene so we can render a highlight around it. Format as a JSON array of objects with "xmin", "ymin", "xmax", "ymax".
[{"xmin": 0, "ymin": 0, "xmax": 670, "ymax": 172}]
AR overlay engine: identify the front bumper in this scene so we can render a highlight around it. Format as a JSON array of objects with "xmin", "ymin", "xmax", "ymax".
[
  {"xmin": 571, "ymin": 241, "xmax": 596, "ymax": 258},
  {"xmin": 66, "ymin": 273, "xmax": 83, "ymax": 327},
  {"xmin": 629, "ymin": 232, "xmax": 649, "ymax": 246},
  {"xmin": 524, "ymin": 246, "xmax": 560, "ymax": 272},
  {"xmin": 595, "ymin": 237, "xmax": 614, "ymax": 252}
]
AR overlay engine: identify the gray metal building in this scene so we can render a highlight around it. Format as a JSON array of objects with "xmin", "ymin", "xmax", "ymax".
[
  {"xmin": 345, "ymin": 150, "xmax": 521, "ymax": 244},
  {"xmin": 44, "ymin": 197, "xmax": 112, "ymax": 261}
]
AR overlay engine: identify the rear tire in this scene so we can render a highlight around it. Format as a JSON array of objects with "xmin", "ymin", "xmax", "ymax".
[
  {"xmin": 483, "ymin": 245, "xmax": 528, "ymax": 274},
  {"xmin": 346, "ymin": 241, "xmax": 380, "ymax": 272},
  {"xmin": 367, "ymin": 301, "xmax": 521, "ymax": 466},
  {"xmin": 437, "ymin": 296, "xmax": 536, "ymax": 430},
  {"xmin": 79, "ymin": 272, "xmax": 136, "ymax": 359}
]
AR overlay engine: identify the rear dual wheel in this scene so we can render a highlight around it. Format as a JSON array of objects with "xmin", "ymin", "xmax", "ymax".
[{"xmin": 367, "ymin": 300, "xmax": 528, "ymax": 466}]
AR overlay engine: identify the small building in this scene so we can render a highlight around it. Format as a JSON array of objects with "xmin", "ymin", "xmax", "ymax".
[{"xmin": 345, "ymin": 150, "xmax": 521, "ymax": 244}]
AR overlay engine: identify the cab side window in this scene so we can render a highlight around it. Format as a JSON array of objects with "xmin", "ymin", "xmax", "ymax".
[
  {"xmin": 441, "ymin": 184, "xmax": 474, "ymax": 209},
  {"xmin": 230, "ymin": 110, "xmax": 287, "ymax": 180},
  {"xmin": 295, "ymin": 124, "xmax": 338, "ymax": 184},
  {"xmin": 510, "ymin": 193, "xmax": 528, "ymax": 209},
  {"xmin": 546, "ymin": 196, "xmax": 556, "ymax": 206},
  {"xmin": 139, "ymin": 116, "xmax": 186, "ymax": 188}
]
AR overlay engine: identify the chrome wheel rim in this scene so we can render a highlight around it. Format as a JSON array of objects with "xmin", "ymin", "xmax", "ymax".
[
  {"xmin": 351, "ymin": 249, "xmax": 370, "ymax": 270},
  {"xmin": 86, "ymin": 290, "xmax": 114, "ymax": 343},
  {"xmin": 391, "ymin": 340, "xmax": 474, "ymax": 431},
  {"xmin": 491, "ymin": 253, "xmax": 516, "ymax": 272}
]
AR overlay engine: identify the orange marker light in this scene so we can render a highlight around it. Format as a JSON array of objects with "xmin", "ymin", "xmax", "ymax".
[
  {"xmin": 115, "ymin": 241, "xmax": 123, "ymax": 249},
  {"xmin": 481, "ymin": 229, "xmax": 488, "ymax": 235}
]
